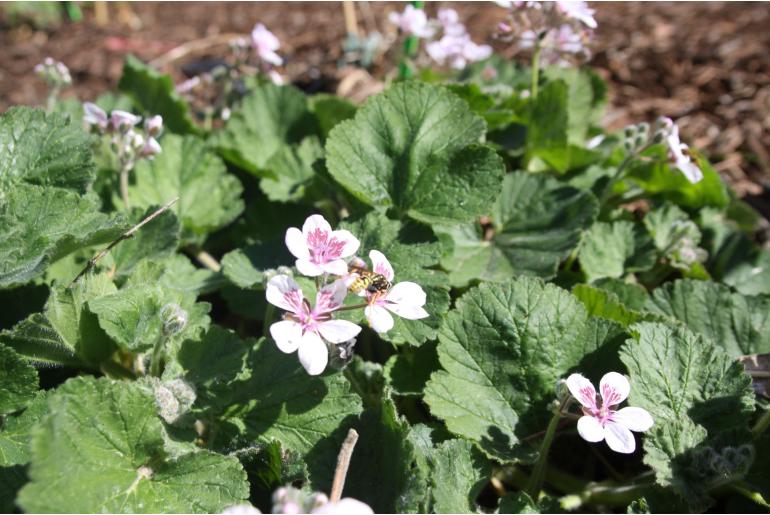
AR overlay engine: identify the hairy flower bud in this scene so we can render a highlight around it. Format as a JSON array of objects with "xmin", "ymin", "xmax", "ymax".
[
  {"xmin": 160, "ymin": 303, "xmax": 189, "ymax": 336},
  {"xmin": 145, "ymin": 115, "xmax": 163, "ymax": 137},
  {"xmin": 150, "ymin": 377, "xmax": 196, "ymax": 425}
]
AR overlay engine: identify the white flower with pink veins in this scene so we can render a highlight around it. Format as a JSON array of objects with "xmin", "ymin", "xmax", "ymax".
[
  {"xmin": 555, "ymin": 1, "xmax": 597, "ymax": 29},
  {"xmin": 266, "ymin": 275, "xmax": 361, "ymax": 375},
  {"xmin": 285, "ymin": 215, "xmax": 361, "ymax": 277},
  {"xmin": 566, "ymin": 372, "xmax": 654, "ymax": 454},
  {"xmin": 354, "ymin": 250, "xmax": 429, "ymax": 334},
  {"xmin": 251, "ymin": 23, "xmax": 283, "ymax": 66}
]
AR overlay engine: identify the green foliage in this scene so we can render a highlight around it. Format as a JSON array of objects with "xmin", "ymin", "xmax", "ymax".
[
  {"xmin": 18, "ymin": 377, "xmax": 249, "ymax": 513},
  {"xmin": 118, "ymin": 55, "xmax": 199, "ymax": 134},
  {"xmin": 0, "ymin": 344, "xmax": 39, "ymax": 416},
  {"xmin": 430, "ymin": 439, "xmax": 491, "ymax": 513},
  {"xmin": 579, "ymin": 220, "xmax": 657, "ymax": 282}
]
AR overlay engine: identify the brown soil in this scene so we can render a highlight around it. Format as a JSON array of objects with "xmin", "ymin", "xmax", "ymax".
[{"xmin": 2, "ymin": 1, "xmax": 769, "ymax": 203}]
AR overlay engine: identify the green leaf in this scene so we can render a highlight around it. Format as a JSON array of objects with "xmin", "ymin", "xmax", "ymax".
[
  {"xmin": 544, "ymin": 67, "xmax": 607, "ymax": 143},
  {"xmin": 384, "ymin": 341, "xmax": 439, "ymax": 395},
  {"xmin": 259, "ymin": 135, "xmax": 324, "ymax": 202},
  {"xmin": 0, "ymin": 106, "xmax": 94, "ymax": 194},
  {"xmin": 0, "ymin": 313, "xmax": 79, "ymax": 367},
  {"xmin": 128, "ymin": 134, "xmax": 244, "ymax": 245},
  {"xmin": 572, "ymin": 283, "xmax": 644, "ymax": 327},
  {"xmin": 343, "ymin": 395, "xmax": 430, "ymax": 513},
  {"xmin": 645, "ymin": 279, "xmax": 770, "ymax": 357},
  {"xmin": 240, "ymin": 440, "xmax": 307, "ymax": 510},
  {"xmin": 424, "ymin": 277, "xmax": 593, "ymax": 460},
  {"xmin": 527, "ymin": 80, "xmax": 567, "ymax": 170},
  {"xmin": 18, "ymin": 377, "xmax": 249, "ymax": 513},
  {"xmin": 339, "ymin": 212, "xmax": 450, "ymax": 346},
  {"xmin": 627, "ymin": 154, "xmax": 729, "ymax": 210},
  {"xmin": 579, "ymin": 220, "xmax": 657, "ymax": 283},
  {"xmin": 88, "ymin": 285, "xmax": 166, "ymax": 353},
  {"xmin": 722, "ymin": 250, "xmax": 770, "ymax": 296},
  {"xmin": 498, "ymin": 492, "xmax": 541, "ymax": 514},
  {"xmin": 621, "ymin": 322, "xmax": 755, "ymax": 502},
  {"xmin": 109, "ymin": 207, "xmax": 180, "ymax": 279},
  {"xmin": 0, "ymin": 184, "xmax": 128, "ymax": 288},
  {"xmin": 307, "ymin": 94, "xmax": 357, "ymax": 139},
  {"xmin": 326, "ymin": 82, "xmax": 504, "ymax": 224},
  {"xmin": 0, "ymin": 343, "xmax": 39, "ymax": 415},
  {"xmin": 438, "ymin": 172, "xmax": 598, "ymax": 286},
  {"xmin": 212, "ymin": 83, "xmax": 317, "ymax": 175},
  {"xmin": 643, "ymin": 203, "xmax": 699, "ymax": 252},
  {"xmin": 431, "ymin": 439, "xmax": 491, "ymax": 514},
  {"xmin": 221, "ymin": 241, "xmax": 291, "ymax": 290},
  {"xmin": 593, "ymin": 278, "xmax": 649, "ymax": 310},
  {"xmin": 445, "ymin": 83, "xmax": 515, "ymax": 131},
  {"xmin": 0, "ymin": 391, "xmax": 48, "ymax": 466},
  {"xmin": 118, "ymin": 55, "xmax": 198, "ymax": 135}
]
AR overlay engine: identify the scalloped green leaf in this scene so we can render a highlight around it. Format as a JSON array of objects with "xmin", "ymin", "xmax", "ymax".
[
  {"xmin": 438, "ymin": 172, "xmax": 598, "ymax": 286},
  {"xmin": 326, "ymin": 81, "xmax": 504, "ymax": 224},
  {"xmin": 621, "ymin": 322, "xmax": 755, "ymax": 504},
  {"xmin": 118, "ymin": 55, "xmax": 199, "ymax": 135},
  {"xmin": 579, "ymin": 220, "xmax": 657, "ymax": 283},
  {"xmin": 212, "ymin": 83, "xmax": 317, "ymax": 175},
  {"xmin": 431, "ymin": 439, "xmax": 491, "ymax": 514},
  {"xmin": 0, "ymin": 343, "xmax": 39, "ymax": 416},
  {"xmin": 18, "ymin": 377, "xmax": 248, "ymax": 513},
  {"xmin": 424, "ymin": 277, "xmax": 598, "ymax": 460},
  {"xmin": 0, "ymin": 391, "xmax": 48, "ymax": 466},
  {"xmin": 128, "ymin": 134, "xmax": 243, "ymax": 245},
  {"xmin": 645, "ymin": 279, "xmax": 770, "ymax": 358}
]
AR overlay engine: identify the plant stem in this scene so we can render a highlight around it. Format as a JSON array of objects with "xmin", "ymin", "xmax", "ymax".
[
  {"xmin": 100, "ymin": 360, "xmax": 137, "ymax": 380},
  {"xmin": 149, "ymin": 332, "xmax": 167, "ymax": 377},
  {"xmin": 752, "ymin": 408, "xmax": 770, "ymax": 438},
  {"xmin": 397, "ymin": 1, "xmax": 423, "ymax": 80},
  {"xmin": 330, "ymin": 429, "xmax": 359, "ymax": 502},
  {"xmin": 120, "ymin": 163, "xmax": 132, "ymax": 209},
  {"xmin": 334, "ymin": 303, "xmax": 369, "ymax": 312},
  {"xmin": 526, "ymin": 410, "xmax": 562, "ymax": 498},
  {"xmin": 530, "ymin": 42, "xmax": 541, "ymax": 99}
]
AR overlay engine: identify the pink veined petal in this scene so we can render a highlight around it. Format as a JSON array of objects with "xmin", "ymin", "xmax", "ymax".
[
  {"xmin": 317, "ymin": 320, "xmax": 362, "ymax": 344},
  {"xmin": 603, "ymin": 421, "xmax": 636, "ymax": 454},
  {"xmin": 566, "ymin": 373, "xmax": 598, "ymax": 410},
  {"xmin": 612, "ymin": 407, "xmax": 654, "ymax": 432},
  {"xmin": 369, "ymin": 249, "xmax": 395, "ymax": 281},
  {"xmin": 302, "ymin": 214, "xmax": 333, "ymax": 240},
  {"xmin": 331, "ymin": 230, "xmax": 361, "ymax": 258},
  {"xmin": 269, "ymin": 320, "xmax": 302, "ymax": 354},
  {"xmin": 576, "ymin": 415, "xmax": 604, "ymax": 443},
  {"xmin": 298, "ymin": 331, "xmax": 328, "ymax": 376},
  {"xmin": 285, "ymin": 227, "xmax": 310, "ymax": 259},
  {"xmin": 365, "ymin": 305, "xmax": 394, "ymax": 333},
  {"xmin": 321, "ymin": 259, "xmax": 349, "ymax": 276},
  {"xmin": 296, "ymin": 258, "xmax": 325, "ymax": 277},
  {"xmin": 600, "ymin": 372, "xmax": 630, "ymax": 407},
  {"xmin": 265, "ymin": 275, "xmax": 304, "ymax": 313},
  {"xmin": 311, "ymin": 498, "xmax": 374, "ymax": 515},
  {"xmin": 315, "ymin": 279, "xmax": 348, "ymax": 313}
]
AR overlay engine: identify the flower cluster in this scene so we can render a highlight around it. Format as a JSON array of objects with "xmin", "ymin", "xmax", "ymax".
[
  {"xmin": 266, "ymin": 215, "xmax": 429, "ymax": 375},
  {"xmin": 83, "ymin": 103, "xmax": 163, "ymax": 164},
  {"xmin": 426, "ymin": 9, "xmax": 493, "ymax": 69},
  {"xmin": 623, "ymin": 117, "xmax": 704, "ymax": 184},
  {"xmin": 566, "ymin": 372, "xmax": 653, "ymax": 454},
  {"xmin": 388, "ymin": 5, "xmax": 493, "ymax": 70},
  {"xmin": 496, "ymin": 1, "xmax": 596, "ymax": 66},
  {"xmin": 34, "ymin": 57, "xmax": 72, "ymax": 88}
]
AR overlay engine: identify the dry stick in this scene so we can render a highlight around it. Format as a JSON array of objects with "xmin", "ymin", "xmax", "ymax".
[
  {"xmin": 329, "ymin": 428, "xmax": 359, "ymax": 503},
  {"xmin": 194, "ymin": 250, "xmax": 222, "ymax": 273},
  {"xmin": 149, "ymin": 33, "xmax": 245, "ymax": 69},
  {"xmin": 69, "ymin": 197, "xmax": 180, "ymax": 286}
]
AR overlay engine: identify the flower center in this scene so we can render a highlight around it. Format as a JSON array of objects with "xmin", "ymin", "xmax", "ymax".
[{"xmin": 306, "ymin": 229, "xmax": 346, "ymax": 263}]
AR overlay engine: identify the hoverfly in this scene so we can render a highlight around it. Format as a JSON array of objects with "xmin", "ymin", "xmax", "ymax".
[{"xmin": 347, "ymin": 264, "xmax": 391, "ymax": 296}]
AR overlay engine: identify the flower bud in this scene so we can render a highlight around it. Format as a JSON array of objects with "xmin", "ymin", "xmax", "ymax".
[
  {"xmin": 152, "ymin": 378, "xmax": 196, "ymax": 425},
  {"xmin": 144, "ymin": 115, "xmax": 163, "ymax": 137},
  {"xmin": 139, "ymin": 137, "xmax": 162, "ymax": 159},
  {"xmin": 83, "ymin": 102, "xmax": 108, "ymax": 132},
  {"xmin": 130, "ymin": 131, "xmax": 145, "ymax": 152},
  {"xmin": 110, "ymin": 110, "xmax": 141, "ymax": 133},
  {"xmin": 636, "ymin": 122, "xmax": 650, "ymax": 136},
  {"xmin": 160, "ymin": 303, "xmax": 188, "ymax": 336},
  {"xmin": 276, "ymin": 265, "xmax": 293, "ymax": 277}
]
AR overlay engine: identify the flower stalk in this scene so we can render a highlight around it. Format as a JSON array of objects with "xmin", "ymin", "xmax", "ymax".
[{"xmin": 525, "ymin": 407, "xmax": 563, "ymax": 498}]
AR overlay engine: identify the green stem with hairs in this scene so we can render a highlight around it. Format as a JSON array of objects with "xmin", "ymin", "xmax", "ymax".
[
  {"xmin": 530, "ymin": 42, "xmax": 541, "ymax": 99},
  {"xmin": 525, "ymin": 410, "xmax": 562, "ymax": 498},
  {"xmin": 751, "ymin": 408, "xmax": 770, "ymax": 438},
  {"xmin": 149, "ymin": 332, "xmax": 167, "ymax": 377}
]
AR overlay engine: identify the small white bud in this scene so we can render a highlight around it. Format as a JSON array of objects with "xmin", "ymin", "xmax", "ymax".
[{"xmin": 160, "ymin": 303, "xmax": 188, "ymax": 336}]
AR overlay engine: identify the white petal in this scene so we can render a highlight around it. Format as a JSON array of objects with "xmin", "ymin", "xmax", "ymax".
[
  {"xmin": 365, "ymin": 305, "xmax": 394, "ymax": 333},
  {"xmin": 269, "ymin": 320, "xmax": 302, "ymax": 353},
  {"xmin": 576, "ymin": 415, "xmax": 604, "ymax": 443},
  {"xmin": 311, "ymin": 498, "xmax": 374, "ymax": 515},
  {"xmin": 318, "ymin": 320, "xmax": 362, "ymax": 344},
  {"xmin": 369, "ymin": 249, "xmax": 394, "ymax": 281},
  {"xmin": 386, "ymin": 281, "xmax": 426, "ymax": 308},
  {"xmin": 677, "ymin": 159, "xmax": 704, "ymax": 184},
  {"xmin": 316, "ymin": 279, "xmax": 348, "ymax": 312},
  {"xmin": 302, "ymin": 214, "xmax": 332, "ymax": 239},
  {"xmin": 321, "ymin": 259, "xmax": 349, "ymax": 276},
  {"xmin": 387, "ymin": 301, "xmax": 429, "ymax": 320},
  {"xmin": 612, "ymin": 407, "xmax": 654, "ymax": 433},
  {"xmin": 265, "ymin": 275, "xmax": 304, "ymax": 313},
  {"xmin": 285, "ymin": 227, "xmax": 309, "ymax": 259},
  {"xmin": 296, "ymin": 258, "xmax": 324, "ymax": 277},
  {"xmin": 604, "ymin": 421, "xmax": 636, "ymax": 454},
  {"xmin": 599, "ymin": 372, "xmax": 630, "ymax": 407},
  {"xmin": 331, "ymin": 230, "xmax": 360, "ymax": 258},
  {"xmin": 566, "ymin": 373, "xmax": 598, "ymax": 410},
  {"xmin": 298, "ymin": 331, "xmax": 328, "ymax": 375}
]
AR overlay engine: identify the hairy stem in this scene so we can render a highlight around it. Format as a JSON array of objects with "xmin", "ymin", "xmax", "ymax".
[
  {"xmin": 526, "ymin": 410, "xmax": 562, "ymax": 498},
  {"xmin": 330, "ymin": 429, "xmax": 359, "ymax": 502},
  {"xmin": 120, "ymin": 163, "xmax": 132, "ymax": 209},
  {"xmin": 149, "ymin": 332, "xmax": 167, "ymax": 377},
  {"xmin": 530, "ymin": 43, "xmax": 541, "ymax": 99},
  {"xmin": 752, "ymin": 408, "xmax": 770, "ymax": 438}
]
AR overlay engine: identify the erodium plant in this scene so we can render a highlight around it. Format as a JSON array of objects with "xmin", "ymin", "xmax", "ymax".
[{"xmin": 0, "ymin": 3, "xmax": 768, "ymax": 514}]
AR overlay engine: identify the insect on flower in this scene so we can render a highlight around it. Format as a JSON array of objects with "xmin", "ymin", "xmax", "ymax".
[{"xmin": 347, "ymin": 260, "xmax": 391, "ymax": 296}]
